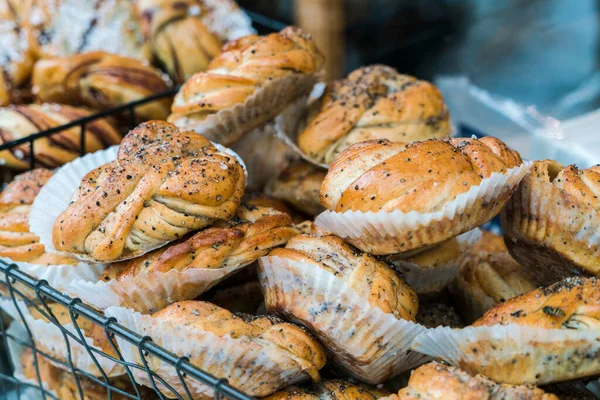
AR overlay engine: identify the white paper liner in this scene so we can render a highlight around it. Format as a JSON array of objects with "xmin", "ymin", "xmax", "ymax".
[
  {"xmin": 105, "ymin": 305, "xmax": 320, "ymax": 398},
  {"xmin": 29, "ymin": 142, "xmax": 246, "ymax": 262},
  {"xmin": 0, "ymin": 299, "xmax": 124, "ymax": 377},
  {"xmin": 412, "ymin": 324, "xmax": 600, "ymax": 385},
  {"xmin": 0, "ymin": 256, "xmax": 104, "ymax": 298},
  {"xmin": 64, "ymin": 263, "xmax": 245, "ymax": 314},
  {"xmin": 258, "ymin": 256, "xmax": 428, "ymax": 384},
  {"xmin": 386, "ymin": 229, "xmax": 482, "ymax": 294},
  {"xmin": 200, "ymin": 0, "xmax": 255, "ymax": 41},
  {"xmin": 315, "ymin": 162, "xmax": 532, "ymax": 255},
  {"xmin": 171, "ymin": 73, "xmax": 321, "ymax": 147}
]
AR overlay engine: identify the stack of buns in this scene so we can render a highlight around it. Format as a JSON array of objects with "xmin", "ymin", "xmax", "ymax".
[{"xmin": 1, "ymin": 17, "xmax": 598, "ymax": 400}]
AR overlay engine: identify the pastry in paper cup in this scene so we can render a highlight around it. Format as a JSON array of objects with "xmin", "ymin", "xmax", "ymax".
[
  {"xmin": 258, "ymin": 234, "xmax": 427, "ymax": 384},
  {"xmin": 264, "ymin": 379, "xmax": 390, "ymax": 400},
  {"xmin": 385, "ymin": 229, "xmax": 481, "ymax": 295},
  {"xmin": 167, "ymin": 26, "xmax": 325, "ymax": 146},
  {"xmin": 383, "ymin": 361, "xmax": 558, "ymax": 400},
  {"xmin": 1, "ymin": 299, "xmax": 124, "ymax": 377},
  {"xmin": 64, "ymin": 204, "xmax": 299, "ymax": 314},
  {"xmin": 501, "ymin": 160, "xmax": 600, "ymax": 285},
  {"xmin": 30, "ymin": 121, "xmax": 247, "ymax": 263},
  {"xmin": 449, "ymin": 229, "xmax": 538, "ymax": 324},
  {"xmin": 316, "ymin": 136, "xmax": 529, "ymax": 255},
  {"xmin": 105, "ymin": 301, "xmax": 327, "ymax": 398},
  {"xmin": 412, "ymin": 277, "xmax": 600, "ymax": 385}
]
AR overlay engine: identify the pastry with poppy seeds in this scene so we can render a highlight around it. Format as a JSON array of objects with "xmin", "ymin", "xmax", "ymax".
[
  {"xmin": 52, "ymin": 120, "xmax": 245, "ymax": 262},
  {"xmin": 32, "ymin": 51, "xmax": 172, "ymax": 122},
  {"xmin": 264, "ymin": 379, "xmax": 390, "ymax": 400},
  {"xmin": 297, "ymin": 65, "xmax": 451, "ymax": 165},
  {"xmin": 385, "ymin": 361, "xmax": 557, "ymax": 400},
  {"xmin": 259, "ymin": 234, "xmax": 425, "ymax": 384},
  {"xmin": 412, "ymin": 277, "xmax": 600, "ymax": 385},
  {"xmin": 105, "ymin": 300, "xmax": 326, "ymax": 398},
  {"xmin": 168, "ymin": 26, "xmax": 325, "ymax": 145},
  {"xmin": 501, "ymin": 159, "xmax": 600, "ymax": 284},
  {"xmin": 316, "ymin": 136, "xmax": 528, "ymax": 255},
  {"xmin": 0, "ymin": 104, "xmax": 120, "ymax": 169}
]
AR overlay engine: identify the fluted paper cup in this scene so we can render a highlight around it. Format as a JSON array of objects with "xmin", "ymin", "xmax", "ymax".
[
  {"xmin": 412, "ymin": 324, "xmax": 600, "ymax": 385},
  {"xmin": 29, "ymin": 143, "xmax": 246, "ymax": 263},
  {"xmin": 386, "ymin": 229, "xmax": 482, "ymax": 294},
  {"xmin": 0, "ymin": 299, "xmax": 124, "ymax": 377},
  {"xmin": 315, "ymin": 162, "xmax": 531, "ymax": 255},
  {"xmin": 258, "ymin": 256, "xmax": 428, "ymax": 384},
  {"xmin": 105, "ymin": 305, "xmax": 320, "ymax": 399},
  {"xmin": 64, "ymin": 263, "xmax": 246, "ymax": 314}
]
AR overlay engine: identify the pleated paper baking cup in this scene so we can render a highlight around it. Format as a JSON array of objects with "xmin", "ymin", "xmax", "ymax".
[
  {"xmin": 258, "ymin": 256, "xmax": 428, "ymax": 384},
  {"xmin": 0, "ymin": 299, "xmax": 124, "ymax": 377},
  {"xmin": 64, "ymin": 263, "xmax": 245, "ymax": 314},
  {"xmin": 170, "ymin": 73, "xmax": 322, "ymax": 147},
  {"xmin": 0, "ymin": 257, "xmax": 104, "ymax": 298},
  {"xmin": 501, "ymin": 174, "xmax": 600, "ymax": 285},
  {"xmin": 412, "ymin": 324, "xmax": 600, "ymax": 385},
  {"xmin": 386, "ymin": 229, "xmax": 482, "ymax": 294},
  {"xmin": 29, "ymin": 143, "xmax": 246, "ymax": 263},
  {"xmin": 105, "ymin": 305, "xmax": 320, "ymax": 399},
  {"xmin": 315, "ymin": 162, "xmax": 531, "ymax": 255}
]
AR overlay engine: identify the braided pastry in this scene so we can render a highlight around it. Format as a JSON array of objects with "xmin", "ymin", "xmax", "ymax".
[
  {"xmin": 32, "ymin": 51, "xmax": 172, "ymax": 122},
  {"xmin": 264, "ymin": 380, "xmax": 390, "ymax": 400},
  {"xmin": 265, "ymin": 161, "xmax": 326, "ymax": 216},
  {"xmin": 297, "ymin": 65, "xmax": 451, "ymax": 164},
  {"xmin": 0, "ymin": 103, "xmax": 120, "ymax": 169},
  {"xmin": 450, "ymin": 230, "xmax": 537, "ymax": 323},
  {"xmin": 318, "ymin": 136, "xmax": 524, "ymax": 255},
  {"xmin": 135, "ymin": 0, "xmax": 223, "ymax": 82},
  {"xmin": 52, "ymin": 120, "xmax": 245, "ymax": 262},
  {"xmin": 260, "ymin": 234, "xmax": 421, "ymax": 383},
  {"xmin": 0, "ymin": 169, "xmax": 77, "ymax": 265},
  {"xmin": 502, "ymin": 160, "xmax": 600, "ymax": 284},
  {"xmin": 389, "ymin": 362, "xmax": 558, "ymax": 400},
  {"xmin": 168, "ymin": 26, "xmax": 325, "ymax": 145}
]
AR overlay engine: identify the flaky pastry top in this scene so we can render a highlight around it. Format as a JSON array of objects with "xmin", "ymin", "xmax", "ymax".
[{"xmin": 264, "ymin": 380, "xmax": 390, "ymax": 400}]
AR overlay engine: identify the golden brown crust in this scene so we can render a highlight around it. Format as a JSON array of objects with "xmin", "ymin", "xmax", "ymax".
[
  {"xmin": 321, "ymin": 137, "xmax": 522, "ymax": 213},
  {"xmin": 152, "ymin": 300, "xmax": 326, "ymax": 379},
  {"xmin": 0, "ymin": 103, "xmax": 121, "ymax": 169},
  {"xmin": 450, "ymin": 230, "xmax": 538, "ymax": 323},
  {"xmin": 52, "ymin": 120, "xmax": 245, "ymax": 262},
  {"xmin": 32, "ymin": 51, "xmax": 172, "ymax": 121},
  {"xmin": 135, "ymin": 0, "xmax": 223, "ymax": 82},
  {"xmin": 298, "ymin": 65, "xmax": 450, "ymax": 164},
  {"xmin": 100, "ymin": 204, "xmax": 299, "ymax": 281},
  {"xmin": 393, "ymin": 362, "xmax": 558, "ymax": 400},
  {"xmin": 264, "ymin": 380, "xmax": 390, "ymax": 400},
  {"xmin": 473, "ymin": 276, "xmax": 600, "ymax": 330},
  {"xmin": 266, "ymin": 161, "xmax": 326, "ymax": 216},
  {"xmin": 269, "ymin": 234, "xmax": 418, "ymax": 321},
  {"xmin": 0, "ymin": 169, "xmax": 78, "ymax": 265}
]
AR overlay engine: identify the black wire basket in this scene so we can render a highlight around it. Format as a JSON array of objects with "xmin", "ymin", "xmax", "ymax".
[{"xmin": 0, "ymin": 11, "xmax": 286, "ymax": 400}]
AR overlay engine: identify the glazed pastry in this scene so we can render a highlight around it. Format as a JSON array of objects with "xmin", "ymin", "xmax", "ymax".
[
  {"xmin": 318, "ymin": 136, "xmax": 524, "ymax": 255},
  {"xmin": 52, "ymin": 120, "xmax": 245, "ymax": 262},
  {"xmin": 108, "ymin": 300, "xmax": 327, "ymax": 398},
  {"xmin": 206, "ymin": 280, "xmax": 264, "ymax": 314},
  {"xmin": 260, "ymin": 234, "xmax": 422, "ymax": 383},
  {"xmin": 450, "ymin": 230, "xmax": 538, "ymax": 323},
  {"xmin": 168, "ymin": 26, "xmax": 325, "ymax": 145},
  {"xmin": 416, "ymin": 303, "xmax": 464, "ymax": 329},
  {"xmin": 297, "ymin": 65, "xmax": 451, "ymax": 164},
  {"xmin": 264, "ymin": 380, "xmax": 390, "ymax": 400},
  {"xmin": 502, "ymin": 160, "xmax": 600, "ymax": 284},
  {"xmin": 0, "ymin": 169, "xmax": 77, "ymax": 265},
  {"xmin": 95, "ymin": 204, "xmax": 298, "ymax": 312},
  {"xmin": 265, "ymin": 161, "xmax": 326, "ymax": 216},
  {"xmin": 21, "ymin": 348, "xmax": 153, "ymax": 400},
  {"xmin": 0, "ymin": 103, "xmax": 121, "ymax": 169},
  {"xmin": 32, "ymin": 52, "xmax": 172, "ymax": 122},
  {"xmin": 389, "ymin": 362, "xmax": 557, "ymax": 400},
  {"xmin": 135, "ymin": 0, "xmax": 223, "ymax": 82}
]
